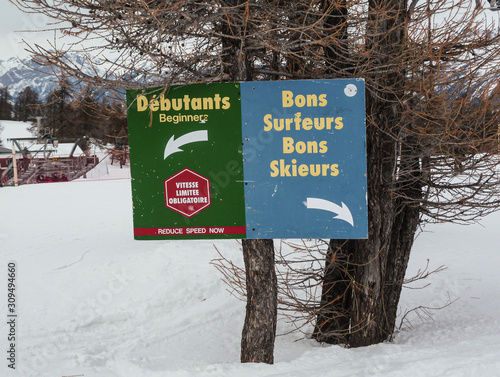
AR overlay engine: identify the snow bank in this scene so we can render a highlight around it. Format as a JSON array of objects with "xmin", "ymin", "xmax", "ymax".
[
  {"xmin": 0, "ymin": 163, "xmax": 499, "ymax": 377},
  {"xmin": 0, "ymin": 120, "xmax": 33, "ymax": 146}
]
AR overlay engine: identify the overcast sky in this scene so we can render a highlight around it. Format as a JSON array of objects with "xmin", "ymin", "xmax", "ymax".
[
  {"xmin": 1, "ymin": 0, "xmax": 499, "ymax": 62},
  {"xmin": 1, "ymin": 1, "xmax": 53, "ymax": 60}
]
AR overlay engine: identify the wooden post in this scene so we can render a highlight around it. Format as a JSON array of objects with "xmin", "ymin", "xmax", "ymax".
[
  {"xmin": 11, "ymin": 144, "xmax": 18, "ymax": 187},
  {"xmin": 36, "ymin": 116, "xmax": 42, "ymax": 143}
]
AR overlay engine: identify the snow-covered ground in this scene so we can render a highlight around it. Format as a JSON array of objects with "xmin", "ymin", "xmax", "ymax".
[
  {"xmin": 1, "ymin": 160, "xmax": 500, "ymax": 376},
  {"xmin": 0, "ymin": 120, "xmax": 85, "ymax": 157},
  {"xmin": 0, "ymin": 120, "xmax": 33, "ymax": 144}
]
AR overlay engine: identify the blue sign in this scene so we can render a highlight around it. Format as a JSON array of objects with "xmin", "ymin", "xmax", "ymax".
[{"xmin": 241, "ymin": 79, "xmax": 367, "ymax": 239}]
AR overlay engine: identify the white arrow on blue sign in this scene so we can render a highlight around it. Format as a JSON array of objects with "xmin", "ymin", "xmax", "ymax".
[{"xmin": 241, "ymin": 79, "xmax": 368, "ymax": 239}]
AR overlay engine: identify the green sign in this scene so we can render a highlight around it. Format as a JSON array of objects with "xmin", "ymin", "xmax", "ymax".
[
  {"xmin": 127, "ymin": 79, "xmax": 367, "ymax": 240},
  {"xmin": 127, "ymin": 83, "xmax": 246, "ymax": 240}
]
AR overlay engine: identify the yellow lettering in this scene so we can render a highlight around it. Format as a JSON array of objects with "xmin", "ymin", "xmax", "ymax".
[
  {"xmin": 306, "ymin": 94, "xmax": 317, "ymax": 107},
  {"xmin": 335, "ymin": 117, "xmax": 344, "ymax": 130},
  {"xmin": 262, "ymin": 114, "xmax": 341, "ymax": 132},
  {"xmin": 295, "ymin": 95, "xmax": 306, "ymax": 107},
  {"xmin": 191, "ymin": 97, "xmax": 202, "ymax": 110},
  {"xmin": 295, "ymin": 141, "xmax": 306, "ymax": 154},
  {"xmin": 160, "ymin": 95, "xmax": 170, "ymax": 111},
  {"xmin": 326, "ymin": 117, "xmax": 335, "ymax": 130},
  {"xmin": 319, "ymin": 94, "xmax": 327, "ymax": 107},
  {"xmin": 322, "ymin": 164, "xmax": 330, "ymax": 175},
  {"xmin": 310, "ymin": 164, "xmax": 321, "ymax": 176},
  {"xmin": 319, "ymin": 141, "xmax": 328, "ymax": 153},
  {"xmin": 298, "ymin": 164, "xmax": 309, "ymax": 176},
  {"xmin": 275, "ymin": 118, "xmax": 284, "ymax": 131},
  {"xmin": 214, "ymin": 94, "xmax": 222, "ymax": 109},
  {"xmin": 314, "ymin": 118, "xmax": 325, "ymax": 130},
  {"xmin": 330, "ymin": 164, "xmax": 339, "ymax": 176},
  {"xmin": 302, "ymin": 117, "xmax": 313, "ymax": 130},
  {"xmin": 203, "ymin": 97, "xmax": 213, "ymax": 110},
  {"xmin": 282, "ymin": 91, "xmax": 294, "ymax": 107},
  {"xmin": 294, "ymin": 113, "xmax": 302, "ymax": 130},
  {"xmin": 281, "ymin": 91, "xmax": 327, "ymax": 108},
  {"xmin": 137, "ymin": 95, "xmax": 148, "ymax": 111},
  {"xmin": 307, "ymin": 141, "xmax": 318, "ymax": 154},
  {"xmin": 283, "ymin": 137, "xmax": 294, "ymax": 153},
  {"xmin": 263, "ymin": 114, "xmax": 273, "ymax": 131},
  {"xmin": 280, "ymin": 159, "xmax": 291, "ymax": 177},
  {"xmin": 159, "ymin": 113, "xmax": 167, "ymax": 122},
  {"xmin": 270, "ymin": 159, "xmax": 339, "ymax": 177},
  {"xmin": 149, "ymin": 96, "xmax": 159, "ymax": 112},
  {"xmin": 137, "ymin": 94, "xmax": 234, "ymax": 113},
  {"xmin": 270, "ymin": 160, "xmax": 279, "ymax": 177},
  {"xmin": 291, "ymin": 159, "xmax": 297, "ymax": 176},
  {"xmin": 172, "ymin": 98, "xmax": 182, "ymax": 111},
  {"xmin": 183, "ymin": 94, "xmax": 191, "ymax": 110}
]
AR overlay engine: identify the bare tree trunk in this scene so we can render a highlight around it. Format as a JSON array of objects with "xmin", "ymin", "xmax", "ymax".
[
  {"xmin": 218, "ymin": 0, "xmax": 278, "ymax": 364},
  {"xmin": 347, "ymin": 0, "xmax": 408, "ymax": 347},
  {"xmin": 322, "ymin": 0, "xmax": 349, "ymax": 76},
  {"xmin": 383, "ymin": 138, "xmax": 421, "ymax": 337},
  {"xmin": 315, "ymin": 0, "xmax": 353, "ymax": 346},
  {"xmin": 315, "ymin": 0, "xmax": 409, "ymax": 347},
  {"xmin": 240, "ymin": 239, "xmax": 277, "ymax": 363},
  {"xmin": 348, "ymin": 104, "xmax": 397, "ymax": 346},
  {"xmin": 313, "ymin": 239, "xmax": 354, "ymax": 344}
]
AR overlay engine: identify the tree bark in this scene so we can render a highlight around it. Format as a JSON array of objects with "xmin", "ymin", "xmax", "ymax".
[
  {"xmin": 382, "ymin": 139, "xmax": 421, "ymax": 336},
  {"xmin": 219, "ymin": 0, "xmax": 252, "ymax": 82},
  {"xmin": 348, "ymin": 105, "xmax": 397, "ymax": 346},
  {"xmin": 313, "ymin": 239, "xmax": 354, "ymax": 344},
  {"xmin": 218, "ymin": 1, "xmax": 278, "ymax": 364},
  {"xmin": 240, "ymin": 239, "xmax": 277, "ymax": 364},
  {"xmin": 315, "ymin": 0, "xmax": 354, "ymax": 346},
  {"xmin": 322, "ymin": 0, "xmax": 349, "ymax": 76},
  {"xmin": 315, "ymin": 0, "xmax": 410, "ymax": 347},
  {"xmin": 348, "ymin": 0, "xmax": 409, "ymax": 347}
]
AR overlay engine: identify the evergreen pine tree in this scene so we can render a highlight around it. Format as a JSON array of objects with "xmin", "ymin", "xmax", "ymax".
[
  {"xmin": 44, "ymin": 78, "xmax": 74, "ymax": 138},
  {"xmin": 14, "ymin": 86, "xmax": 41, "ymax": 122},
  {"xmin": 0, "ymin": 87, "xmax": 13, "ymax": 120}
]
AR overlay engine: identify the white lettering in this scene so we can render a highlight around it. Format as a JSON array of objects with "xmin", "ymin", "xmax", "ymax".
[
  {"xmin": 209, "ymin": 227, "xmax": 225, "ymax": 234},
  {"xmin": 158, "ymin": 228, "xmax": 183, "ymax": 235},
  {"xmin": 175, "ymin": 181, "xmax": 199, "ymax": 189}
]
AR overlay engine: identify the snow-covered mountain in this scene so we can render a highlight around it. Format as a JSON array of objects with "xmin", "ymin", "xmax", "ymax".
[
  {"xmin": 0, "ymin": 53, "xmax": 110, "ymax": 101},
  {"xmin": 0, "ymin": 56, "xmax": 58, "ymax": 100}
]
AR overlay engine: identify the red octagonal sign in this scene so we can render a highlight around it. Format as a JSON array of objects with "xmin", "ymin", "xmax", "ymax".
[{"xmin": 164, "ymin": 168, "xmax": 211, "ymax": 218}]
